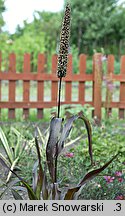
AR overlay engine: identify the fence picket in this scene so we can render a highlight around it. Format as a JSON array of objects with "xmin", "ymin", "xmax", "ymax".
[
  {"xmin": 8, "ymin": 53, "xmax": 16, "ymax": 119},
  {"xmin": 51, "ymin": 54, "xmax": 58, "ymax": 107},
  {"xmin": 0, "ymin": 52, "xmax": 124, "ymax": 120},
  {"xmin": 78, "ymin": 54, "xmax": 86, "ymax": 103},
  {"xmin": 37, "ymin": 53, "xmax": 45, "ymax": 119},
  {"xmin": 65, "ymin": 54, "xmax": 72, "ymax": 102},
  {"xmin": 119, "ymin": 55, "xmax": 125, "ymax": 118},
  {"xmin": 23, "ymin": 53, "xmax": 30, "ymax": 119},
  {"xmin": 106, "ymin": 55, "xmax": 114, "ymax": 117},
  {"xmin": 93, "ymin": 53, "xmax": 102, "ymax": 122}
]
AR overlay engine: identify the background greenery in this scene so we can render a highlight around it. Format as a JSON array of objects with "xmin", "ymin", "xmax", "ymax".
[{"xmin": 0, "ymin": 0, "xmax": 125, "ymax": 72}]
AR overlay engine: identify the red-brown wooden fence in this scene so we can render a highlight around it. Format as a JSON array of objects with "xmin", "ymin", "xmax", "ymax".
[{"xmin": 0, "ymin": 52, "xmax": 125, "ymax": 120}]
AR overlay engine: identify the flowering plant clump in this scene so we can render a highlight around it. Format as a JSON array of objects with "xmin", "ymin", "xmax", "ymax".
[
  {"xmin": 115, "ymin": 171, "xmax": 122, "ymax": 177},
  {"xmin": 0, "ymin": 3, "xmax": 120, "ymax": 200},
  {"xmin": 65, "ymin": 152, "xmax": 74, "ymax": 158},
  {"xmin": 104, "ymin": 176, "xmax": 115, "ymax": 184},
  {"xmin": 104, "ymin": 171, "xmax": 124, "ymax": 184},
  {"xmin": 115, "ymin": 195, "xmax": 125, "ymax": 200}
]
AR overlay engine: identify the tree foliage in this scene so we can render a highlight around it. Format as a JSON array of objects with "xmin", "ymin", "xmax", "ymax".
[
  {"xmin": 0, "ymin": 11, "xmax": 62, "ymax": 71},
  {"xmin": 64, "ymin": 0, "xmax": 125, "ymax": 54},
  {"xmin": 1, "ymin": 0, "xmax": 125, "ymax": 71},
  {"xmin": 0, "ymin": 0, "xmax": 5, "ymax": 31}
]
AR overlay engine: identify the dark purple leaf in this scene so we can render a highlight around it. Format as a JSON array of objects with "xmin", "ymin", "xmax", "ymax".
[
  {"xmin": 42, "ymin": 163, "xmax": 49, "ymax": 200},
  {"xmin": 64, "ymin": 153, "xmax": 119, "ymax": 200},
  {"xmin": 78, "ymin": 114, "xmax": 93, "ymax": 165},
  {"xmin": 46, "ymin": 117, "xmax": 62, "ymax": 182},
  {"xmin": 58, "ymin": 115, "xmax": 78, "ymax": 155},
  {"xmin": 11, "ymin": 189, "xmax": 23, "ymax": 200},
  {"xmin": 79, "ymin": 153, "xmax": 119, "ymax": 186},
  {"xmin": 64, "ymin": 186, "xmax": 80, "ymax": 200},
  {"xmin": 35, "ymin": 137, "xmax": 45, "ymax": 199},
  {"xmin": 32, "ymin": 161, "xmax": 38, "ymax": 192},
  {"xmin": 0, "ymin": 157, "xmax": 37, "ymax": 200}
]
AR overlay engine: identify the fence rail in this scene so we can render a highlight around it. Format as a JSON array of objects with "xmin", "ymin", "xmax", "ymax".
[{"xmin": 0, "ymin": 52, "xmax": 125, "ymax": 120}]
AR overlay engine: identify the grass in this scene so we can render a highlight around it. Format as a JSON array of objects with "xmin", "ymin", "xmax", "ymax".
[{"xmin": 0, "ymin": 110, "xmax": 125, "ymax": 199}]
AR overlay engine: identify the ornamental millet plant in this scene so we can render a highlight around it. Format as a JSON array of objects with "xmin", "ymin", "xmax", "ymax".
[{"xmin": 0, "ymin": 3, "xmax": 119, "ymax": 200}]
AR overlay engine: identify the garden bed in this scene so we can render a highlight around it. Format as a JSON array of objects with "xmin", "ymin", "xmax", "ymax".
[{"xmin": 0, "ymin": 117, "xmax": 125, "ymax": 200}]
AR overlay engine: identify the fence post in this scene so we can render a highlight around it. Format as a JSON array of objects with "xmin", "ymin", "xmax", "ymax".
[
  {"xmin": 37, "ymin": 53, "xmax": 46, "ymax": 119},
  {"xmin": 105, "ymin": 55, "xmax": 114, "ymax": 117},
  {"xmin": 119, "ymin": 55, "xmax": 125, "ymax": 119},
  {"xmin": 79, "ymin": 54, "xmax": 86, "ymax": 103},
  {"xmin": 65, "ymin": 54, "xmax": 72, "ymax": 102},
  {"xmin": 93, "ymin": 53, "xmax": 102, "ymax": 122}
]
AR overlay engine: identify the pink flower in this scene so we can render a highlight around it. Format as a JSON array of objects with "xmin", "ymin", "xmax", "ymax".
[
  {"xmin": 115, "ymin": 195, "xmax": 125, "ymax": 200},
  {"xmin": 65, "ymin": 152, "xmax": 74, "ymax": 158},
  {"xmin": 104, "ymin": 176, "xmax": 115, "ymax": 183},
  {"xmin": 118, "ymin": 178, "xmax": 123, "ymax": 183},
  {"xmin": 115, "ymin": 171, "xmax": 122, "ymax": 177}
]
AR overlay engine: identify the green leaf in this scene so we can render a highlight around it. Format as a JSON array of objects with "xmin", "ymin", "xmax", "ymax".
[
  {"xmin": 11, "ymin": 189, "xmax": 23, "ymax": 200},
  {"xmin": 0, "ymin": 127, "xmax": 13, "ymax": 164},
  {"xmin": 6, "ymin": 157, "xmax": 20, "ymax": 183}
]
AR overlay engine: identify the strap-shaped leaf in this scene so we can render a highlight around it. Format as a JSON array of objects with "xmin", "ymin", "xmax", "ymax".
[
  {"xmin": 35, "ymin": 137, "xmax": 45, "ymax": 199},
  {"xmin": 78, "ymin": 114, "xmax": 93, "ymax": 165},
  {"xmin": 58, "ymin": 114, "xmax": 93, "ymax": 165},
  {"xmin": 46, "ymin": 117, "xmax": 62, "ymax": 182},
  {"xmin": 6, "ymin": 157, "xmax": 20, "ymax": 183},
  {"xmin": 0, "ymin": 157, "xmax": 37, "ymax": 200},
  {"xmin": 64, "ymin": 186, "xmax": 80, "ymax": 200},
  {"xmin": 11, "ymin": 189, "xmax": 23, "ymax": 200},
  {"xmin": 79, "ymin": 153, "xmax": 119, "ymax": 186},
  {"xmin": 32, "ymin": 161, "xmax": 38, "ymax": 193},
  {"xmin": 58, "ymin": 115, "xmax": 78, "ymax": 155},
  {"xmin": 0, "ymin": 127, "xmax": 13, "ymax": 164},
  {"xmin": 0, "ymin": 179, "xmax": 20, "ymax": 200},
  {"xmin": 42, "ymin": 163, "xmax": 49, "ymax": 200},
  {"xmin": 64, "ymin": 153, "xmax": 119, "ymax": 200}
]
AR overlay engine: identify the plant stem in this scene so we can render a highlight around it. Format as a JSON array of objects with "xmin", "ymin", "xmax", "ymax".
[
  {"xmin": 57, "ymin": 77, "xmax": 62, "ymax": 118},
  {"xmin": 54, "ymin": 77, "xmax": 62, "ymax": 183}
]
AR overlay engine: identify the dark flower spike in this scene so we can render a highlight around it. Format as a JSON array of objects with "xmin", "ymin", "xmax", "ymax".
[
  {"xmin": 57, "ymin": 3, "xmax": 71, "ymax": 78},
  {"xmin": 57, "ymin": 3, "xmax": 71, "ymax": 118}
]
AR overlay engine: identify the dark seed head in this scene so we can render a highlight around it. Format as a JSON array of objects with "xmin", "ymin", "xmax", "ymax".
[{"xmin": 57, "ymin": 3, "xmax": 71, "ymax": 78}]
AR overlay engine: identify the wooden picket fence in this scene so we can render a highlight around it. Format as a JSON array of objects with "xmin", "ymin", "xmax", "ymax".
[{"xmin": 0, "ymin": 52, "xmax": 125, "ymax": 120}]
